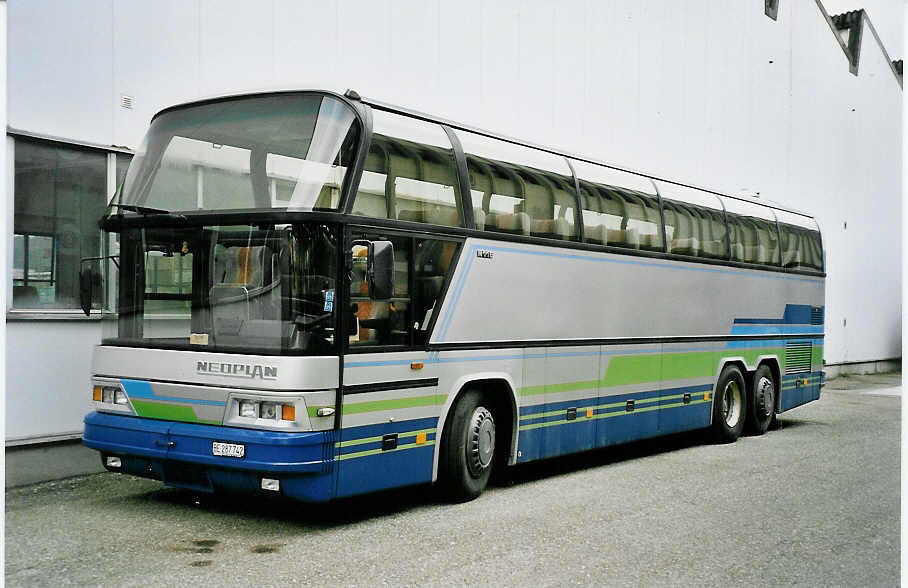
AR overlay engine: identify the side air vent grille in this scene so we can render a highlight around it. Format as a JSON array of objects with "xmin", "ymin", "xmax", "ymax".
[
  {"xmin": 810, "ymin": 306, "xmax": 824, "ymax": 325},
  {"xmin": 785, "ymin": 342, "xmax": 812, "ymax": 374}
]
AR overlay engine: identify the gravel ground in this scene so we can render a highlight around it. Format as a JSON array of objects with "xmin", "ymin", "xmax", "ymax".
[{"xmin": 5, "ymin": 374, "xmax": 900, "ymax": 587}]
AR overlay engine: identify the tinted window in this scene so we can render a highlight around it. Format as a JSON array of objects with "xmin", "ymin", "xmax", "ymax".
[
  {"xmin": 775, "ymin": 209, "xmax": 823, "ymax": 271},
  {"xmin": 456, "ymin": 131, "xmax": 578, "ymax": 240},
  {"xmin": 349, "ymin": 232, "xmax": 460, "ymax": 347},
  {"xmin": 656, "ymin": 183, "xmax": 728, "ymax": 260},
  {"xmin": 352, "ymin": 110, "xmax": 464, "ymax": 227},
  {"xmin": 571, "ymin": 160, "xmax": 663, "ymax": 251},
  {"xmin": 117, "ymin": 94, "xmax": 360, "ymax": 212},
  {"xmin": 13, "ymin": 139, "xmax": 108, "ymax": 309},
  {"xmin": 724, "ymin": 199, "xmax": 779, "ymax": 266}
]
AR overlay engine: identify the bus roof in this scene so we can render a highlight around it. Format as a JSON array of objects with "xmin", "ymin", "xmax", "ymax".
[{"xmin": 151, "ymin": 87, "xmax": 816, "ymax": 221}]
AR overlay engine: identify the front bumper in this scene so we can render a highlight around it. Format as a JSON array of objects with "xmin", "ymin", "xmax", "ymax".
[{"xmin": 83, "ymin": 411, "xmax": 336, "ymax": 502}]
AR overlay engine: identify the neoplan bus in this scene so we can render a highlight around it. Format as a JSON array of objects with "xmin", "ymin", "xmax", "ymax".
[{"xmin": 81, "ymin": 89, "xmax": 825, "ymax": 503}]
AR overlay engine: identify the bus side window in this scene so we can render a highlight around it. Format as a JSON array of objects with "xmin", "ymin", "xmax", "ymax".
[
  {"xmin": 413, "ymin": 238, "xmax": 461, "ymax": 345},
  {"xmin": 456, "ymin": 130, "xmax": 578, "ymax": 240},
  {"xmin": 348, "ymin": 233, "xmax": 410, "ymax": 347},
  {"xmin": 351, "ymin": 111, "xmax": 464, "ymax": 228},
  {"xmin": 348, "ymin": 234, "xmax": 460, "ymax": 349}
]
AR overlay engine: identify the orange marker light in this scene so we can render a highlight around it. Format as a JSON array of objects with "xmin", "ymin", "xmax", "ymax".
[
  {"xmin": 93, "ymin": 386, "xmax": 102, "ymax": 402},
  {"xmin": 410, "ymin": 362, "xmax": 424, "ymax": 370},
  {"xmin": 281, "ymin": 404, "xmax": 296, "ymax": 421},
  {"xmin": 586, "ymin": 408, "xmax": 593, "ymax": 418},
  {"xmin": 416, "ymin": 432, "xmax": 427, "ymax": 444},
  {"xmin": 703, "ymin": 393, "xmax": 709, "ymax": 401}
]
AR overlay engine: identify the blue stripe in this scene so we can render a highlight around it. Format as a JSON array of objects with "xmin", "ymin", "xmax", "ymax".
[
  {"xmin": 519, "ymin": 384, "xmax": 714, "ymax": 422},
  {"xmin": 346, "ymin": 342, "xmax": 790, "ymax": 369},
  {"xmin": 733, "ymin": 304, "xmax": 821, "ymax": 325},
  {"xmin": 725, "ymin": 337, "xmax": 823, "ymax": 349},
  {"xmin": 121, "ymin": 379, "xmax": 227, "ymax": 407},
  {"xmin": 730, "ymin": 325, "xmax": 824, "ymax": 335}
]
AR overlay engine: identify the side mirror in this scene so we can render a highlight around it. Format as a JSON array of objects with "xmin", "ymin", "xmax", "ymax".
[
  {"xmin": 79, "ymin": 266, "xmax": 94, "ymax": 316},
  {"xmin": 352, "ymin": 239, "xmax": 394, "ymax": 301},
  {"xmin": 369, "ymin": 240, "xmax": 394, "ymax": 300}
]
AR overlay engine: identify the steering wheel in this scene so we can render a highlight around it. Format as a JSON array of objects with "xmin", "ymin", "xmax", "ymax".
[{"xmin": 294, "ymin": 312, "xmax": 332, "ymax": 329}]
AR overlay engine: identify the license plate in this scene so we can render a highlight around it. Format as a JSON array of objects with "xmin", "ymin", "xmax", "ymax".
[{"xmin": 212, "ymin": 442, "xmax": 245, "ymax": 458}]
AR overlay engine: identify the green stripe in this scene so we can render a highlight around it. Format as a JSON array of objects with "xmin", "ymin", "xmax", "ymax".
[
  {"xmin": 519, "ymin": 380, "xmax": 599, "ymax": 397},
  {"xmin": 337, "ymin": 440, "xmax": 435, "ymax": 461},
  {"xmin": 518, "ymin": 346, "xmax": 823, "ymax": 396},
  {"xmin": 518, "ymin": 398, "xmax": 710, "ymax": 432},
  {"xmin": 342, "ymin": 394, "xmax": 445, "ymax": 415},
  {"xmin": 130, "ymin": 399, "xmax": 220, "ymax": 425},
  {"xmin": 335, "ymin": 428, "xmax": 437, "ymax": 448}
]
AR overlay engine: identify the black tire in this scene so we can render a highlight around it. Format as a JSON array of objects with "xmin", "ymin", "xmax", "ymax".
[
  {"xmin": 711, "ymin": 365, "xmax": 747, "ymax": 443},
  {"xmin": 745, "ymin": 364, "xmax": 777, "ymax": 435},
  {"xmin": 440, "ymin": 389, "xmax": 496, "ymax": 502}
]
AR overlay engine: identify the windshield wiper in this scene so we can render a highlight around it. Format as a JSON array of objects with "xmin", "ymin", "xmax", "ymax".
[{"xmin": 108, "ymin": 203, "xmax": 173, "ymax": 215}]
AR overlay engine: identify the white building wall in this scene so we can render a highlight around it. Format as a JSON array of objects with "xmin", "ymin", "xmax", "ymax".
[{"xmin": 6, "ymin": 0, "xmax": 902, "ymax": 441}]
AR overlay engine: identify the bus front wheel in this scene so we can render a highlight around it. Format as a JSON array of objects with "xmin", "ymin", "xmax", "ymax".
[
  {"xmin": 711, "ymin": 365, "xmax": 746, "ymax": 443},
  {"xmin": 441, "ymin": 389, "xmax": 496, "ymax": 502}
]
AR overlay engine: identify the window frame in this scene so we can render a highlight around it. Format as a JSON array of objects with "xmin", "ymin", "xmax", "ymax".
[
  {"xmin": 344, "ymin": 223, "xmax": 465, "ymax": 353},
  {"xmin": 7, "ymin": 134, "xmax": 131, "ymax": 318}
]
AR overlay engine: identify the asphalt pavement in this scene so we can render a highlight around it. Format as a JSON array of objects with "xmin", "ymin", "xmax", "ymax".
[{"xmin": 5, "ymin": 373, "xmax": 901, "ymax": 587}]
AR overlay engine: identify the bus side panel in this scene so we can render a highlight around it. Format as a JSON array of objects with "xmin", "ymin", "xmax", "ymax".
[
  {"xmin": 539, "ymin": 347, "xmax": 599, "ymax": 460},
  {"xmin": 335, "ymin": 418, "xmax": 438, "ymax": 498},
  {"xmin": 658, "ymin": 343, "xmax": 715, "ymax": 435},
  {"xmin": 596, "ymin": 345, "xmax": 662, "ymax": 447},
  {"xmin": 516, "ymin": 349, "xmax": 546, "ymax": 462},
  {"xmin": 338, "ymin": 352, "xmax": 441, "ymax": 498}
]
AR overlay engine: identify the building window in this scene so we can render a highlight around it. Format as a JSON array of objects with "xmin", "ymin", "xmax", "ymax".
[{"xmin": 12, "ymin": 138, "xmax": 108, "ymax": 310}]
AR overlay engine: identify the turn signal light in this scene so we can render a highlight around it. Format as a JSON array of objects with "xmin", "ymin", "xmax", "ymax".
[
  {"xmin": 281, "ymin": 404, "xmax": 295, "ymax": 421},
  {"xmin": 93, "ymin": 386, "xmax": 102, "ymax": 402}
]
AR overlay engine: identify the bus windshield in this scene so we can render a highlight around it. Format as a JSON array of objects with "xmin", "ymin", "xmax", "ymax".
[
  {"xmin": 101, "ymin": 222, "xmax": 338, "ymax": 355},
  {"xmin": 113, "ymin": 93, "xmax": 360, "ymax": 213}
]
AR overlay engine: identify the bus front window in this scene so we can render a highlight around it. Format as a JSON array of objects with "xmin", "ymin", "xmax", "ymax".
[
  {"xmin": 102, "ymin": 222, "xmax": 338, "ymax": 355},
  {"xmin": 114, "ymin": 93, "xmax": 360, "ymax": 213}
]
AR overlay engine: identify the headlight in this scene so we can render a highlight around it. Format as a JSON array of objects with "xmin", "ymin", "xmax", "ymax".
[
  {"xmin": 114, "ymin": 389, "xmax": 129, "ymax": 405},
  {"xmin": 101, "ymin": 387, "xmax": 116, "ymax": 404},
  {"xmin": 260, "ymin": 402, "xmax": 279, "ymax": 420},
  {"xmin": 238, "ymin": 400, "xmax": 258, "ymax": 418},
  {"xmin": 236, "ymin": 399, "xmax": 296, "ymax": 422}
]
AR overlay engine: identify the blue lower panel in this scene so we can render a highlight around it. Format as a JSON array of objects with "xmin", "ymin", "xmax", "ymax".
[
  {"xmin": 335, "ymin": 417, "xmax": 438, "ymax": 498},
  {"xmin": 336, "ymin": 444, "xmax": 436, "ymax": 498},
  {"xmin": 780, "ymin": 372, "xmax": 822, "ymax": 412},
  {"xmin": 658, "ymin": 401, "xmax": 712, "ymax": 435},
  {"xmin": 518, "ymin": 388, "xmax": 713, "ymax": 463},
  {"xmin": 600, "ymin": 406, "xmax": 660, "ymax": 446},
  {"xmin": 82, "ymin": 411, "xmax": 336, "ymax": 502}
]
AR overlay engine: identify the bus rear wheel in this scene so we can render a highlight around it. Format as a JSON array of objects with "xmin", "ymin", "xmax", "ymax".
[
  {"xmin": 711, "ymin": 365, "xmax": 746, "ymax": 443},
  {"xmin": 745, "ymin": 364, "xmax": 776, "ymax": 435},
  {"xmin": 441, "ymin": 389, "xmax": 496, "ymax": 502}
]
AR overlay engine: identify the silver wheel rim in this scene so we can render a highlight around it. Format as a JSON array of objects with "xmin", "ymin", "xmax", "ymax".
[
  {"xmin": 756, "ymin": 376, "xmax": 774, "ymax": 418},
  {"xmin": 467, "ymin": 407, "xmax": 495, "ymax": 477},
  {"xmin": 722, "ymin": 380, "xmax": 742, "ymax": 428}
]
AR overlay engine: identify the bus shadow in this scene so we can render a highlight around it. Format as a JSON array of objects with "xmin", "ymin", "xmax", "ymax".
[
  {"xmin": 495, "ymin": 429, "xmax": 708, "ymax": 488},
  {"xmin": 131, "ymin": 418, "xmax": 811, "ymax": 527}
]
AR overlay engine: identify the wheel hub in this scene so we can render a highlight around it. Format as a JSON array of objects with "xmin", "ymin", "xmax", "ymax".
[
  {"xmin": 757, "ymin": 376, "xmax": 774, "ymax": 418},
  {"xmin": 722, "ymin": 380, "xmax": 742, "ymax": 428},
  {"xmin": 467, "ymin": 407, "xmax": 495, "ymax": 477}
]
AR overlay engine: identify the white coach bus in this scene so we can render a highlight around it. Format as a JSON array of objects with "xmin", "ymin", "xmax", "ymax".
[{"xmin": 82, "ymin": 89, "xmax": 825, "ymax": 502}]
